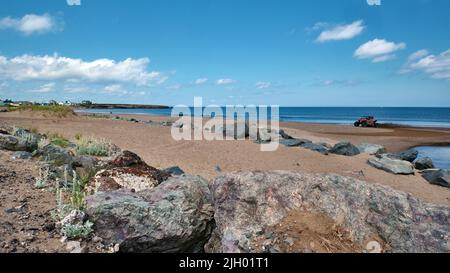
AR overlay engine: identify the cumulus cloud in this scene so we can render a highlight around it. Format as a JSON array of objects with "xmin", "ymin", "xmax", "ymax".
[
  {"xmin": 67, "ymin": 0, "xmax": 81, "ymax": 6},
  {"xmin": 0, "ymin": 54, "xmax": 167, "ymax": 86},
  {"xmin": 255, "ymin": 81, "xmax": 271, "ymax": 89},
  {"xmin": 29, "ymin": 82, "xmax": 55, "ymax": 93},
  {"xmin": 367, "ymin": 0, "xmax": 381, "ymax": 6},
  {"xmin": 408, "ymin": 49, "xmax": 429, "ymax": 61},
  {"xmin": 216, "ymin": 79, "xmax": 236, "ymax": 85},
  {"xmin": 0, "ymin": 14, "xmax": 58, "ymax": 35},
  {"xmin": 403, "ymin": 49, "xmax": 450, "ymax": 81},
  {"xmin": 195, "ymin": 78, "xmax": 208, "ymax": 85},
  {"xmin": 316, "ymin": 20, "xmax": 365, "ymax": 43},
  {"xmin": 354, "ymin": 39, "xmax": 406, "ymax": 62}
]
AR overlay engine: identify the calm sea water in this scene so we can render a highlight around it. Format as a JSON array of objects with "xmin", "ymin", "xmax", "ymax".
[
  {"xmin": 78, "ymin": 107, "xmax": 450, "ymax": 128},
  {"xmin": 415, "ymin": 146, "xmax": 450, "ymax": 170}
]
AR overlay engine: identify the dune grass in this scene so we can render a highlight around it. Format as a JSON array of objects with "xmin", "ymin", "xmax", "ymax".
[{"xmin": 11, "ymin": 105, "xmax": 74, "ymax": 117}]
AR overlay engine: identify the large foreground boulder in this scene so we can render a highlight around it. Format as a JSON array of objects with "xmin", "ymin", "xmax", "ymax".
[
  {"xmin": 368, "ymin": 155, "xmax": 415, "ymax": 175},
  {"xmin": 89, "ymin": 151, "xmax": 170, "ymax": 193},
  {"xmin": 422, "ymin": 169, "xmax": 450, "ymax": 188},
  {"xmin": 330, "ymin": 142, "xmax": 360, "ymax": 156},
  {"xmin": 207, "ymin": 171, "xmax": 449, "ymax": 253},
  {"xmin": 0, "ymin": 133, "xmax": 38, "ymax": 152},
  {"xmin": 86, "ymin": 175, "xmax": 215, "ymax": 253}
]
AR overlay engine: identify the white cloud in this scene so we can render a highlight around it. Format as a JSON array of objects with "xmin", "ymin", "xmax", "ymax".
[
  {"xmin": 354, "ymin": 39, "xmax": 406, "ymax": 62},
  {"xmin": 0, "ymin": 54, "xmax": 167, "ymax": 86},
  {"xmin": 403, "ymin": 49, "xmax": 450, "ymax": 81},
  {"xmin": 64, "ymin": 85, "xmax": 88, "ymax": 93},
  {"xmin": 367, "ymin": 0, "xmax": 381, "ymax": 6},
  {"xmin": 255, "ymin": 81, "xmax": 271, "ymax": 89},
  {"xmin": 216, "ymin": 79, "xmax": 236, "ymax": 85},
  {"xmin": 372, "ymin": 54, "xmax": 396, "ymax": 63},
  {"xmin": 0, "ymin": 14, "xmax": 58, "ymax": 35},
  {"xmin": 316, "ymin": 20, "xmax": 365, "ymax": 43},
  {"xmin": 67, "ymin": 0, "xmax": 81, "ymax": 6},
  {"xmin": 195, "ymin": 78, "xmax": 208, "ymax": 85},
  {"xmin": 29, "ymin": 82, "xmax": 55, "ymax": 93},
  {"xmin": 103, "ymin": 84, "xmax": 122, "ymax": 93},
  {"xmin": 408, "ymin": 49, "xmax": 429, "ymax": 61},
  {"xmin": 166, "ymin": 84, "xmax": 182, "ymax": 90}
]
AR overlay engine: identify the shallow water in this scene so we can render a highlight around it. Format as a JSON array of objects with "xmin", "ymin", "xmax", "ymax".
[{"xmin": 415, "ymin": 146, "xmax": 450, "ymax": 170}]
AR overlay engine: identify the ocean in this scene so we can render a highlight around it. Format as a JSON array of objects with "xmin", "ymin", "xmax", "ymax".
[{"xmin": 78, "ymin": 107, "xmax": 450, "ymax": 128}]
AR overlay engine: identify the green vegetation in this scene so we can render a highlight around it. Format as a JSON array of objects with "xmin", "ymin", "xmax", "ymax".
[
  {"xmin": 76, "ymin": 136, "xmax": 112, "ymax": 157},
  {"xmin": 10, "ymin": 105, "xmax": 74, "ymax": 117},
  {"xmin": 49, "ymin": 133, "xmax": 70, "ymax": 148},
  {"xmin": 70, "ymin": 172, "xmax": 87, "ymax": 211},
  {"xmin": 35, "ymin": 167, "xmax": 50, "ymax": 189},
  {"xmin": 62, "ymin": 221, "xmax": 94, "ymax": 239}
]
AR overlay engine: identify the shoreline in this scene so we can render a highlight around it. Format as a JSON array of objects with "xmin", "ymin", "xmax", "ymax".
[
  {"xmin": 79, "ymin": 112, "xmax": 450, "ymax": 152},
  {"xmin": 1, "ymin": 110, "xmax": 449, "ymax": 205}
]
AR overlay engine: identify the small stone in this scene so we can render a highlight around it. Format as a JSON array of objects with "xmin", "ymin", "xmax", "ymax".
[{"xmin": 66, "ymin": 241, "xmax": 84, "ymax": 253}]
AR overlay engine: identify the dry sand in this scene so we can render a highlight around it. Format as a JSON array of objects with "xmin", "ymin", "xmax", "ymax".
[{"xmin": 1, "ymin": 110, "xmax": 449, "ymax": 205}]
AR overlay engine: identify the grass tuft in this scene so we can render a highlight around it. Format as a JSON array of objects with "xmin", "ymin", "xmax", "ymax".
[
  {"xmin": 76, "ymin": 136, "xmax": 112, "ymax": 157},
  {"xmin": 62, "ymin": 221, "xmax": 94, "ymax": 239},
  {"xmin": 49, "ymin": 133, "xmax": 70, "ymax": 148}
]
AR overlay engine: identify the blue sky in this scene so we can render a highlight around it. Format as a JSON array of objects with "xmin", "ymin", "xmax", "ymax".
[{"xmin": 0, "ymin": 0, "xmax": 449, "ymax": 106}]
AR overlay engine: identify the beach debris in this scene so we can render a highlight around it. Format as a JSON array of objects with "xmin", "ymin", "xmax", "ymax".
[
  {"xmin": 357, "ymin": 143, "xmax": 386, "ymax": 155},
  {"xmin": 88, "ymin": 151, "xmax": 170, "ymax": 193},
  {"xmin": 414, "ymin": 157, "xmax": 435, "ymax": 170},
  {"xmin": 368, "ymin": 155, "xmax": 415, "ymax": 175},
  {"xmin": 0, "ymin": 133, "xmax": 38, "ymax": 152},
  {"xmin": 215, "ymin": 165, "xmax": 222, "ymax": 173},
  {"xmin": 11, "ymin": 151, "xmax": 32, "ymax": 160},
  {"xmin": 300, "ymin": 143, "xmax": 329, "ymax": 155},
  {"xmin": 422, "ymin": 169, "xmax": 450, "ymax": 188},
  {"xmin": 329, "ymin": 142, "xmax": 361, "ymax": 156},
  {"xmin": 163, "ymin": 166, "xmax": 185, "ymax": 176},
  {"xmin": 86, "ymin": 175, "xmax": 214, "ymax": 253},
  {"xmin": 207, "ymin": 171, "xmax": 449, "ymax": 253},
  {"xmin": 280, "ymin": 138, "xmax": 312, "ymax": 147}
]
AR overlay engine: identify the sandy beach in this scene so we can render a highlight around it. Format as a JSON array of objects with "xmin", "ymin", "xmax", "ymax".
[{"xmin": 1, "ymin": 110, "xmax": 449, "ymax": 206}]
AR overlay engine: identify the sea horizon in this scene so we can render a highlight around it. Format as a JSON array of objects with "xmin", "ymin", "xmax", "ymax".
[{"xmin": 77, "ymin": 106, "xmax": 450, "ymax": 129}]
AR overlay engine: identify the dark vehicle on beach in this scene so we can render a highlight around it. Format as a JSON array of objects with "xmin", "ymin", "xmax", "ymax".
[{"xmin": 354, "ymin": 116, "xmax": 378, "ymax": 128}]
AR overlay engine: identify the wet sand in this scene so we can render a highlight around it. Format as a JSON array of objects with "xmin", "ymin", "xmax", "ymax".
[{"xmin": 1, "ymin": 111, "xmax": 449, "ymax": 205}]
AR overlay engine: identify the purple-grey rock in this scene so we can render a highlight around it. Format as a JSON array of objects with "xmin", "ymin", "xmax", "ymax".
[
  {"xmin": 207, "ymin": 171, "xmax": 449, "ymax": 253},
  {"xmin": 86, "ymin": 175, "xmax": 215, "ymax": 253}
]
